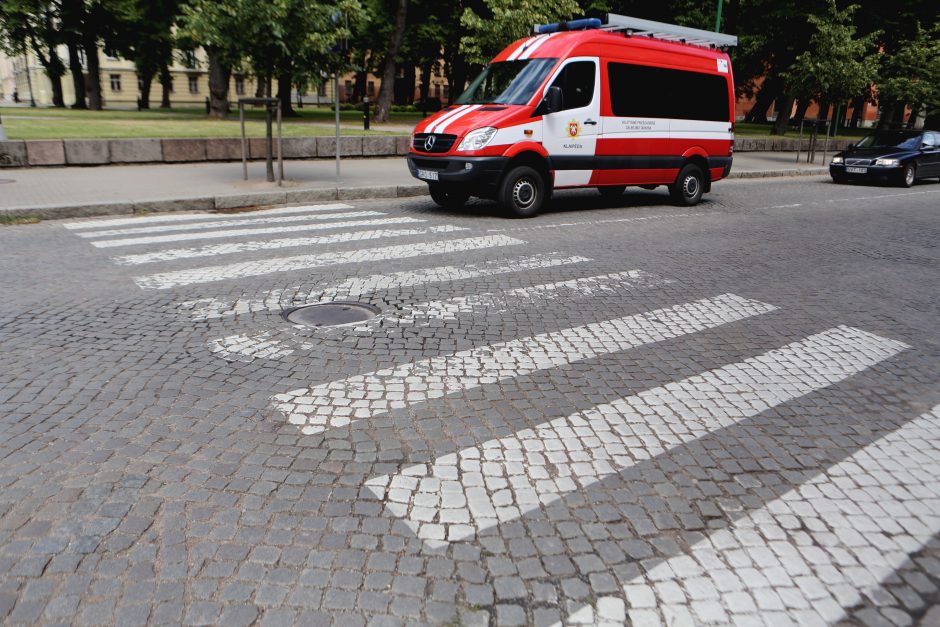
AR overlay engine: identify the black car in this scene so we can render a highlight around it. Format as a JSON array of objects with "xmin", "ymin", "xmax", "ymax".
[{"xmin": 830, "ymin": 129, "xmax": 940, "ymax": 187}]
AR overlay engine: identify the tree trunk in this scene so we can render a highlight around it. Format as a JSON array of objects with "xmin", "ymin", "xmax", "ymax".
[
  {"xmin": 771, "ymin": 93, "xmax": 795, "ymax": 135},
  {"xmin": 374, "ymin": 0, "xmax": 409, "ymax": 123},
  {"xmin": 744, "ymin": 85, "xmax": 777, "ymax": 123},
  {"xmin": 33, "ymin": 38, "xmax": 67, "ymax": 108},
  {"xmin": 400, "ymin": 61, "xmax": 416, "ymax": 105},
  {"xmin": 353, "ymin": 69, "xmax": 366, "ymax": 103},
  {"xmin": 816, "ymin": 100, "xmax": 829, "ymax": 124},
  {"xmin": 65, "ymin": 39, "xmax": 87, "ymax": 109},
  {"xmin": 792, "ymin": 99, "xmax": 811, "ymax": 125},
  {"xmin": 907, "ymin": 103, "xmax": 922, "ymax": 128},
  {"xmin": 255, "ymin": 75, "xmax": 266, "ymax": 98},
  {"xmin": 206, "ymin": 48, "xmax": 231, "ymax": 119},
  {"xmin": 876, "ymin": 102, "xmax": 895, "ymax": 130},
  {"xmin": 159, "ymin": 64, "xmax": 172, "ymax": 108},
  {"xmin": 277, "ymin": 69, "xmax": 296, "ymax": 117},
  {"xmin": 139, "ymin": 71, "xmax": 153, "ymax": 109},
  {"xmin": 849, "ymin": 96, "xmax": 864, "ymax": 128},
  {"xmin": 81, "ymin": 29, "xmax": 102, "ymax": 110}
]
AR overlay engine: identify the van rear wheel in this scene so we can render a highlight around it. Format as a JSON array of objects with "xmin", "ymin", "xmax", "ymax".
[
  {"xmin": 429, "ymin": 184, "xmax": 470, "ymax": 209},
  {"xmin": 499, "ymin": 166, "xmax": 546, "ymax": 218},
  {"xmin": 669, "ymin": 164, "xmax": 705, "ymax": 206}
]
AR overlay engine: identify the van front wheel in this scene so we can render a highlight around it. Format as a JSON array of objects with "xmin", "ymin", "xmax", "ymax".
[
  {"xmin": 669, "ymin": 164, "xmax": 705, "ymax": 206},
  {"xmin": 499, "ymin": 166, "xmax": 546, "ymax": 218}
]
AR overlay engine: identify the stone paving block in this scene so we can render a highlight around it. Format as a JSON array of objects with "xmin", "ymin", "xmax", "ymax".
[
  {"xmin": 0, "ymin": 141, "xmax": 27, "ymax": 167},
  {"xmin": 162, "ymin": 138, "xmax": 207, "ymax": 162},
  {"xmin": 214, "ymin": 191, "xmax": 288, "ymax": 210},
  {"xmin": 338, "ymin": 185, "xmax": 398, "ymax": 200},
  {"xmin": 206, "ymin": 138, "xmax": 245, "ymax": 161},
  {"xmin": 317, "ymin": 136, "xmax": 364, "ymax": 157},
  {"xmin": 63, "ymin": 140, "xmax": 110, "ymax": 165},
  {"xmin": 283, "ymin": 188, "xmax": 339, "ymax": 203},
  {"xmin": 396, "ymin": 135, "xmax": 412, "ymax": 156},
  {"xmin": 25, "ymin": 140, "xmax": 65, "ymax": 166},
  {"xmin": 363, "ymin": 136, "xmax": 396, "ymax": 156},
  {"xmin": 109, "ymin": 139, "xmax": 163, "ymax": 163}
]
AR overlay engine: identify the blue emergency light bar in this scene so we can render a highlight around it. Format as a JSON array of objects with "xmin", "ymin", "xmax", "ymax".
[{"xmin": 534, "ymin": 18, "xmax": 602, "ymax": 34}]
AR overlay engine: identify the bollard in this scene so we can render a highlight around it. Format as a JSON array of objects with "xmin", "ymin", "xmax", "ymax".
[{"xmin": 363, "ymin": 97, "xmax": 370, "ymax": 131}]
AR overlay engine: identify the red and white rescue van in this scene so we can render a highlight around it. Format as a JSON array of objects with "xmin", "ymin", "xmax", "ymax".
[{"xmin": 407, "ymin": 14, "xmax": 738, "ymax": 217}]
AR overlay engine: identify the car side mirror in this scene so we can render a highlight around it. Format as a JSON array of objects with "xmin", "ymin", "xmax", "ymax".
[{"xmin": 540, "ymin": 86, "xmax": 563, "ymax": 115}]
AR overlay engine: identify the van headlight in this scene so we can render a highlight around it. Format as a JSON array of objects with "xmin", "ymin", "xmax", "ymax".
[
  {"xmin": 874, "ymin": 158, "xmax": 900, "ymax": 167},
  {"xmin": 831, "ymin": 156, "xmax": 843, "ymax": 164},
  {"xmin": 457, "ymin": 127, "xmax": 497, "ymax": 152}
]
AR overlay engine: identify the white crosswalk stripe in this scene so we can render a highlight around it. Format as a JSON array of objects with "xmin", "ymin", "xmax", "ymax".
[
  {"xmin": 209, "ymin": 270, "xmax": 675, "ymax": 362},
  {"xmin": 364, "ymin": 326, "xmax": 908, "ymax": 547},
  {"xmin": 111, "ymin": 225, "xmax": 469, "ymax": 265},
  {"xmin": 272, "ymin": 293, "xmax": 777, "ymax": 435},
  {"xmin": 621, "ymin": 402, "xmax": 936, "ymax": 627},
  {"xmin": 134, "ymin": 234, "xmax": 527, "ymax": 290},
  {"xmin": 62, "ymin": 203, "xmax": 355, "ymax": 231},
  {"xmin": 179, "ymin": 252, "xmax": 592, "ymax": 321},
  {"xmin": 88, "ymin": 212, "xmax": 394, "ymax": 247}
]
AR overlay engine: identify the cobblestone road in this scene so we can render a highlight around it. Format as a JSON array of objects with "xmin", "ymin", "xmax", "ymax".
[{"xmin": 1, "ymin": 177, "xmax": 939, "ymax": 626}]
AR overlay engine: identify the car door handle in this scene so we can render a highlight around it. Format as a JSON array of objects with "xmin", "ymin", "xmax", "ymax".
[{"xmin": 583, "ymin": 119, "xmax": 598, "ymax": 125}]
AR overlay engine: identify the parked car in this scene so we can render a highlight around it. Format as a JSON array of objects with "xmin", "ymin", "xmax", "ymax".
[
  {"xmin": 406, "ymin": 14, "xmax": 738, "ymax": 217},
  {"xmin": 830, "ymin": 130, "xmax": 940, "ymax": 187}
]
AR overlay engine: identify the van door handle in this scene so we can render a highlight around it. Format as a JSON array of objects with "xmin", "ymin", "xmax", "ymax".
[{"xmin": 583, "ymin": 119, "xmax": 598, "ymax": 125}]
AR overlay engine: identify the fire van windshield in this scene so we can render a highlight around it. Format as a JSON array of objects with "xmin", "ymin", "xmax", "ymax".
[{"xmin": 455, "ymin": 58, "xmax": 558, "ymax": 106}]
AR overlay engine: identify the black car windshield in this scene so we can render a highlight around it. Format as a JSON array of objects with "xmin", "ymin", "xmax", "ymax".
[
  {"xmin": 855, "ymin": 132, "xmax": 923, "ymax": 150},
  {"xmin": 455, "ymin": 58, "xmax": 557, "ymax": 106}
]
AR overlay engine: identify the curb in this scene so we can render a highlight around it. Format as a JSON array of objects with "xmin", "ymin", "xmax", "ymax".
[{"xmin": 1, "ymin": 169, "xmax": 829, "ymax": 221}]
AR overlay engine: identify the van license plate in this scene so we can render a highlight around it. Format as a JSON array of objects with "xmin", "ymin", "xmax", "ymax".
[
  {"xmin": 846, "ymin": 167, "xmax": 867, "ymax": 174},
  {"xmin": 417, "ymin": 169, "xmax": 439, "ymax": 181}
]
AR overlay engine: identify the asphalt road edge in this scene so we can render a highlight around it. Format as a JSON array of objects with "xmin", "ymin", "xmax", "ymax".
[{"xmin": 2, "ymin": 168, "xmax": 829, "ymax": 221}]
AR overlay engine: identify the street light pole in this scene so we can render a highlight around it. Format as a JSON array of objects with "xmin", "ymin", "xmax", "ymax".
[{"xmin": 714, "ymin": 0, "xmax": 724, "ymax": 32}]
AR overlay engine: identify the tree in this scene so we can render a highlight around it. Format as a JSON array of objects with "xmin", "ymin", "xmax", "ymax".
[
  {"xmin": 373, "ymin": 0, "xmax": 408, "ymax": 122},
  {"xmin": 110, "ymin": 0, "xmax": 179, "ymax": 109},
  {"xmin": 875, "ymin": 24, "xmax": 940, "ymax": 129},
  {"xmin": 0, "ymin": 0, "xmax": 68, "ymax": 107},
  {"xmin": 459, "ymin": 0, "xmax": 580, "ymax": 65},
  {"xmin": 783, "ymin": 1, "xmax": 878, "ymax": 134}
]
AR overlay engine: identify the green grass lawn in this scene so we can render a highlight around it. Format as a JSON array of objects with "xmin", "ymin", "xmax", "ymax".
[
  {"xmin": 735, "ymin": 121, "xmax": 871, "ymax": 140},
  {"xmin": 0, "ymin": 105, "xmax": 421, "ymax": 139}
]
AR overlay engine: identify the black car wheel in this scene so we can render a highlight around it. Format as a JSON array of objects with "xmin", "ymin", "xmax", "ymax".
[
  {"xmin": 498, "ymin": 166, "xmax": 546, "ymax": 218},
  {"xmin": 429, "ymin": 184, "xmax": 470, "ymax": 209},
  {"xmin": 669, "ymin": 164, "xmax": 705, "ymax": 206},
  {"xmin": 900, "ymin": 163, "xmax": 916, "ymax": 188},
  {"xmin": 831, "ymin": 173, "xmax": 847, "ymax": 184}
]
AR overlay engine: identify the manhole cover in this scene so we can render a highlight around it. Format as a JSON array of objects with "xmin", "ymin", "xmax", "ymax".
[{"xmin": 284, "ymin": 302, "xmax": 380, "ymax": 327}]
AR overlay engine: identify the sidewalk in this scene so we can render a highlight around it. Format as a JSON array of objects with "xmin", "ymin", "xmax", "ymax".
[{"xmin": 0, "ymin": 152, "xmax": 829, "ymax": 219}]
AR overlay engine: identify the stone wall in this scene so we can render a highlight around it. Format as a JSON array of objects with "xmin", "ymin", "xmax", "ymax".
[{"xmin": 0, "ymin": 136, "xmax": 854, "ymax": 168}]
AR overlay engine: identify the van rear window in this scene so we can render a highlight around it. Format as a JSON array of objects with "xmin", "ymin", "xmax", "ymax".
[{"xmin": 608, "ymin": 62, "xmax": 729, "ymax": 122}]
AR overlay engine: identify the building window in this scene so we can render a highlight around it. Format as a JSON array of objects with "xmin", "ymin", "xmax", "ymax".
[
  {"xmin": 367, "ymin": 81, "xmax": 375, "ymax": 98},
  {"xmin": 182, "ymin": 50, "xmax": 197, "ymax": 69},
  {"xmin": 110, "ymin": 74, "xmax": 122, "ymax": 91},
  {"xmin": 235, "ymin": 76, "xmax": 245, "ymax": 96},
  {"xmin": 344, "ymin": 80, "xmax": 353, "ymax": 102},
  {"xmin": 188, "ymin": 75, "xmax": 199, "ymax": 94}
]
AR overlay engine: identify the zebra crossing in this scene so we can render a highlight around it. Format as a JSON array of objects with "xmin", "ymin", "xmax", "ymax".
[{"xmin": 62, "ymin": 202, "xmax": 937, "ymax": 626}]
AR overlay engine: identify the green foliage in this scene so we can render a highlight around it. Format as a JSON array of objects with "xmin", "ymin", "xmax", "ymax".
[
  {"xmin": 459, "ymin": 0, "xmax": 581, "ymax": 65},
  {"xmin": 784, "ymin": 2, "xmax": 879, "ymax": 105},
  {"xmin": 876, "ymin": 23, "xmax": 940, "ymax": 113}
]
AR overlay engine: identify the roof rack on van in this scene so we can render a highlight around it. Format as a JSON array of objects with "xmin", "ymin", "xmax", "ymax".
[{"xmin": 604, "ymin": 14, "xmax": 738, "ymax": 49}]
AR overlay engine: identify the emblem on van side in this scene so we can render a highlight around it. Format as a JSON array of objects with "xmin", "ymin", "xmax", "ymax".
[{"xmin": 567, "ymin": 120, "xmax": 580, "ymax": 138}]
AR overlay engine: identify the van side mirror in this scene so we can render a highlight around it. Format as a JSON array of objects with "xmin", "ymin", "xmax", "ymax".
[{"xmin": 540, "ymin": 86, "xmax": 563, "ymax": 115}]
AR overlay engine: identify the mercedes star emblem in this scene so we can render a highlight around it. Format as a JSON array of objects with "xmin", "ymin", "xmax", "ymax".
[{"xmin": 424, "ymin": 135, "xmax": 436, "ymax": 151}]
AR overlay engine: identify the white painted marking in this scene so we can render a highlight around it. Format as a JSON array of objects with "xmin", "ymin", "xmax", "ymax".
[
  {"xmin": 208, "ymin": 270, "xmax": 674, "ymax": 363},
  {"xmin": 135, "ymin": 234, "xmax": 526, "ymax": 290},
  {"xmin": 506, "ymin": 36, "xmax": 536, "ymax": 61},
  {"xmin": 434, "ymin": 105, "xmax": 482, "ymax": 134},
  {"xmin": 273, "ymin": 293, "xmax": 777, "ymax": 435},
  {"xmin": 364, "ymin": 325, "xmax": 907, "ymax": 546},
  {"xmin": 518, "ymin": 33, "xmax": 554, "ymax": 60},
  {"xmin": 62, "ymin": 203, "xmax": 354, "ymax": 231},
  {"xmin": 427, "ymin": 105, "xmax": 468, "ymax": 134},
  {"xmin": 112, "ymin": 225, "xmax": 468, "ymax": 265},
  {"xmin": 623, "ymin": 402, "xmax": 936, "ymax": 627},
  {"xmin": 179, "ymin": 252, "xmax": 592, "ymax": 321},
  {"xmin": 83, "ymin": 210, "xmax": 386, "ymax": 241}
]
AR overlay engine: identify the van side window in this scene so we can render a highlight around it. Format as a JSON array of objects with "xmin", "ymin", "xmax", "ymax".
[
  {"xmin": 608, "ymin": 62, "xmax": 729, "ymax": 121},
  {"xmin": 549, "ymin": 61, "xmax": 595, "ymax": 111}
]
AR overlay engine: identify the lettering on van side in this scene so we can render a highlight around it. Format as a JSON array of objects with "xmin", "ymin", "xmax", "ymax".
[{"xmin": 620, "ymin": 119, "xmax": 658, "ymax": 131}]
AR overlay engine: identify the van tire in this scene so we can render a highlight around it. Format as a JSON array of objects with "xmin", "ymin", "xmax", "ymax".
[
  {"xmin": 670, "ymin": 164, "xmax": 705, "ymax": 206},
  {"xmin": 429, "ymin": 184, "xmax": 470, "ymax": 209},
  {"xmin": 499, "ymin": 166, "xmax": 546, "ymax": 218}
]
